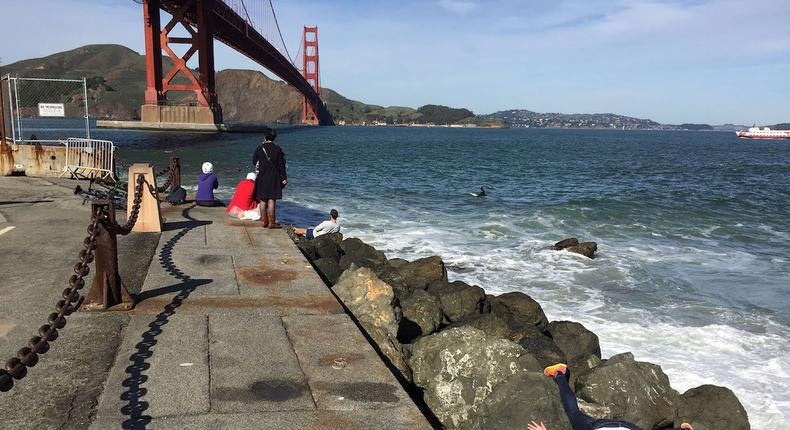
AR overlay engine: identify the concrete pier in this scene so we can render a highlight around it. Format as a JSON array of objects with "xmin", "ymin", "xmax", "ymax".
[{"xmin": 0, "ymin": 177, "xmax": 431, "ymax": 429}]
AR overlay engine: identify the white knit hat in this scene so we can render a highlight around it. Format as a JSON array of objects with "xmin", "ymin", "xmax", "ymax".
[
  {"xmin": 202, "ymin": 162, "xmax": 213, "ymax": 174},
  {"xmin": 246, "ymin": 172, "xmax": 256, "ymax": 181}
]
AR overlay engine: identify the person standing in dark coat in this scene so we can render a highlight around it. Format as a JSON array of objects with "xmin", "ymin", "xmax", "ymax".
[{"xmin": 253, "ymin": 128, "xmax": 288, "ymax": 228}]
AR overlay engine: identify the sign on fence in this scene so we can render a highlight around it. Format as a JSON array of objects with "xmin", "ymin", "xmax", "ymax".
[{"xmin": 38, "ymin": 103, "xmax": 65, "ymax": 117}]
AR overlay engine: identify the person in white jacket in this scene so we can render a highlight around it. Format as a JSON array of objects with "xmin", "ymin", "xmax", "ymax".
[{"xmin": 293, "ymin": 209, "xmax": 340, "ymax": 240}]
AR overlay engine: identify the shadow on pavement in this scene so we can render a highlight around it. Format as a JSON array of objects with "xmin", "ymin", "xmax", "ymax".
[{"xmin": 120, "ymin": 207, "xmax": 212, "ymax": 429}]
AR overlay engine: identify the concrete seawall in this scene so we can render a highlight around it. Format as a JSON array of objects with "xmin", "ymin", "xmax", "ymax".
[{"xmin": 0, "ymin": 142, "xmax": 67, "ymax": 176}]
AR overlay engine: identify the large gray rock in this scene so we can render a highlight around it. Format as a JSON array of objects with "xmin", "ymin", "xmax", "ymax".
[
  {"xmin": 575, "ymin": 352, "xmax": 679, "ymax": 430},
  {"xmin": 489, "ymin": 292, "xmax": 549, "ymax": 331},
  {"xmin": 427, "ymin": 280, "xmax": 489, "ymax": 323},
  {"xmin": 297, "ymin": 241, "xmax": 318, "ymax": 261},
  {"xmin": 676, "ymin": 385, "xmax": 750, "ymax": 430},
  {"xmin": 313, "ymin": 234, "xmax": 343, "ymax": 261},
  {"xmin": 399, "ymin": 289, "xmax": 444, "ymax": 343},
  {"xmin": 546, "ymin": 320, "xmax": 601, "ymax": 361},
  {"xmin": 333, "ymin": 267, "xmax": 411, "ymax": 380},
  {"xmin": 313, "ymin": 257, "xmax": 342, "ymax": 285},
  {"xmin": 398, "ymin": 256, "xmax": 447, "ymax": 290},
  {"xmin": 554, "ymin": 238, "xmax": 579, "ymax": 250},
  {"xmin": 447, "ymin": 313, "xmax": 514, "ymax": 341},
  {"xmin": 409, "ymin": 327, "xmax": 541, "ymax": 429},
  {"xmin": 339, "ymin": 237, "xmax": 387, "ymax": 270},
  {"xmin": 566, "ymin": 241, "xmax": 597, "ymax": 258},
  {"xmin": 516, "ymin": 325, "xmax": 567, "ymax": 368},
  {"xmin": 476, "ymin": 372, "xmax": 572, "ymax": 430},
  {"xmin": 373, "ymin": 262, "xmax": 411, "ymax": 299}
]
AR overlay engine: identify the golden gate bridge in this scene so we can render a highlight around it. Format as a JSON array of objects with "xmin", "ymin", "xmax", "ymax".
[{"xmin": 138, "ymin": 0, "xmax": 332, "ymax": 126}]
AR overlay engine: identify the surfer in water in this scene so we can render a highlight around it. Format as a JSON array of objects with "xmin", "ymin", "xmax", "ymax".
[{"xmin": 471, "ymin": 186, "xmax": 487, "ymax": 197}]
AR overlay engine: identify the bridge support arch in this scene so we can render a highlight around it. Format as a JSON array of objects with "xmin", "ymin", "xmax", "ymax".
[{"xmin": 141, "ymin": 0, "xmax": 222, "ymax": 126}]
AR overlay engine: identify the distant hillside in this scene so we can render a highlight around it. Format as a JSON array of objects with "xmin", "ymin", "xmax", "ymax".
[
  {"xmin": 771, "ymin": 123, "xmax": 790, "ymax": 129},
  {"xmin": 484, "ymin": 109, "xmax": 664, "ymax": 130},
  {"xmin": 0, "ymin": 44, "xmax": 488, "ymax": 125}
]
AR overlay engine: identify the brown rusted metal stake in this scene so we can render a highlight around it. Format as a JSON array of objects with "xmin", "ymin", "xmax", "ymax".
[
  {"xmin": 82, "ymin": 201, "xmax": 135, "ymax": 311},
  {"xmin": 170, "ymin": 156, "xmax": 181, "ymax": 192}
]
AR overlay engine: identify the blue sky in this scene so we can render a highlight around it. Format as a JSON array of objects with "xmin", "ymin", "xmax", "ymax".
[{"xmin": 2, "ymin": 0, "xmax": 789, "ymax": 124}]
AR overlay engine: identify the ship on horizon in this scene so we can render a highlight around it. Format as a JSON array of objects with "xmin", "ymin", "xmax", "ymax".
[{"xmin": 736, "ymin": 126, "xmax": 790, "ymax": 139}]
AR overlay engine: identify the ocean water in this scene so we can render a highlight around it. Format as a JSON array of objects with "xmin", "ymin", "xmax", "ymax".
[{"xmin": 103, "ymin": 126, "xmax": 790, "ymax": 428}]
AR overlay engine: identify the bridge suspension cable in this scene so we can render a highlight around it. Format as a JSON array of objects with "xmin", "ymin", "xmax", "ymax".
[{"xmin": 220, "ymin": 0, "xmax": 296, "ymax": 65}]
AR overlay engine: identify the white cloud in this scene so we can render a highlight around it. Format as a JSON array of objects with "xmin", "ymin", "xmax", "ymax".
[{"xmin": 438, "ymin": 0, "xmax": 477, "ymax": 15}]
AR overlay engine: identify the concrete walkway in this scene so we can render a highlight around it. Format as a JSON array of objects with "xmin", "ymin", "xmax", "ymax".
[
  {"xmin": 0, "ymin": 178, "xmax": 430, "ymax": 429},
  {"xmin": 92, "ymin": 204, "xmax": 431, "ymax": 429}
]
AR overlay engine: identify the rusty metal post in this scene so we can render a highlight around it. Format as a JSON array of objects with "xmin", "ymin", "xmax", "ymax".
[
  {"xmin": 82, "ymin": 201, "xmax": 134, "ymax": 311},
  {"xmin": 170, "ymin": 156, "xmax": 181, "ymax": 192}
]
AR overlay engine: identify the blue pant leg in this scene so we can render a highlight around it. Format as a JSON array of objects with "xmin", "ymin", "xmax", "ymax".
[{"xmin": 553, "ymin": 374, "xmax": 598, "ymax": 430}]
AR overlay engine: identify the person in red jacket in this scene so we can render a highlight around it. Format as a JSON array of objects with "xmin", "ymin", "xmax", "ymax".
[{"xmin": 226, "ymin": 172, "xmax": 259, "ymax": 218}]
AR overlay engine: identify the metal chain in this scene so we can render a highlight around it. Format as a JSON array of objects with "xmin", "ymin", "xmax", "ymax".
[
  {"xmin": 157, "ymin": 159, "xmax": 176, "ymax": 191},
  {"xmin": 105, "ymin": 174, "xmax": 145, "ymax": 235},
  {"xmin": 0, "ymin": 208, "xmax": 105, "ymax": 392}
]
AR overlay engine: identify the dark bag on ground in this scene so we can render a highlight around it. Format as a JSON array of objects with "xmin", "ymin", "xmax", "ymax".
[{"xmin": 166, "ymin": 186, "xmax": 187, "ymax": 205}]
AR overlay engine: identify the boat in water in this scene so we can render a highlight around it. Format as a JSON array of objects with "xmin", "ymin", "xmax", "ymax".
[{"xmin": 736, "ymin": 126, "xmax": 790, "ymax": 139}]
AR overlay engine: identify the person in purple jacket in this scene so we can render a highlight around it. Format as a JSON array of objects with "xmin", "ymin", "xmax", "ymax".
[{"xmin": 196, "ymin": 162, "xmax": 223, "ymax": 207}]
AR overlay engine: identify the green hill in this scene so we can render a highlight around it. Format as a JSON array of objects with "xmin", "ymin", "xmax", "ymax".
[{"xmin": 1, "ymin": 44, "xmax": 489, "ymax": 125}]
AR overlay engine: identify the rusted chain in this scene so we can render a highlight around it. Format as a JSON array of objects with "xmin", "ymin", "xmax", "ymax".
[
  {"xmin": 0, "ymin": 207, "xmax": 105, "ymax": 392},
  {"xmin": 157, "ymin": 159, "xmax": 176, "ymax": 191},
  {"xmin": 105, "ymin": 174, "xmax": 145, "ymax": 236}
]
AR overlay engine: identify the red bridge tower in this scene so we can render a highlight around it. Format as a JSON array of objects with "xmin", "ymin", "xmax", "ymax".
[
  {"xmin": 301, "ymin": 26, "xmax": 321, "ymax": 125},
  {"xmin": 141, "ymin": 0, "xmax": 222, "ymax": 126}
]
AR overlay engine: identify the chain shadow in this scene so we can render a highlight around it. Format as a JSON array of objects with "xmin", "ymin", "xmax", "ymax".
[{"xmin": 119, "ymin": 207, "xmax": 212, "ymax": 429}]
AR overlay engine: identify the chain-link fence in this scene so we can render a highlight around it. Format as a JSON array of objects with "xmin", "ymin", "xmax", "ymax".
[{"xmin": 1, "ymin": 75, "xmax": 90, "ymax": 144}]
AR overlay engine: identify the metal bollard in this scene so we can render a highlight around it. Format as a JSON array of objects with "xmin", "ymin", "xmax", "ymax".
[
  {"xmin": 82, "ymin": 201, "xmax": 135, "ymax": 311},
  {"xmin": 170, "ymin": 156, "xmax": 181, "ymax": 192}
]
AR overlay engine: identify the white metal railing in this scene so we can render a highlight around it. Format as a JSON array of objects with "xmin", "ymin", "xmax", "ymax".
[{"xmin": 60, "ymin": 138, "xmax": 115, "ymax": 180}]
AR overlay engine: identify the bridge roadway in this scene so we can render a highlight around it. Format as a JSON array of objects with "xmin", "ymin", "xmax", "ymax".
[{"xmin": 0, "ymin": 177, "xmax": 431, "ymax": 429}]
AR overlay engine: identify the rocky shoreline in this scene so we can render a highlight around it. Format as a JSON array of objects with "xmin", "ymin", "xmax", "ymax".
[{"xmin": 292, "ymin": 231, "xmax": 751, "ymax": 430}]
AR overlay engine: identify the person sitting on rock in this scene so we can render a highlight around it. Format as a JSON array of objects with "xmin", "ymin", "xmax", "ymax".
[
  {"xmin": 530, "ymin": 364, "xmax": 694, "ymax": 430},
  {"xmin": 292, "ymin": 209, "xmax": 340, "ymax": 240},
  {"xmin": 196, "ymin": 162, "xmax": 223, "ymax": 207},
  {"xmin": 226, "ymin": 172, "xmax": 259, "ymax": 220}
]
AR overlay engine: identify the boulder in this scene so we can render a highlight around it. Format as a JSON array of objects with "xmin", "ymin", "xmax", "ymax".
[
  {"xmin": 332, "ymin": 267, "xmax": 411, "ymax": 380},
  {"xmin": 398, "ymin": 256, "xmax": 447, "ymax": 290},
  {"xmin": 313, "ymin": 234, "xmax": 343, "ymax": 261},
  {"xmin": 297, "ymin": 241, "xmax": 318, "ymax": 261},
  {"xmin": 398, "ymin": 289, "xmax": 444, "ymax": 343},
  {"xmin": 566, "ymin": 241, "xmax": 597, "ymax": 258},
  {"xmin": 567, "ymin": 353, "xmax": 602, "ymax": 387},
  {"xmin": 409, "ymin": 327, "xmax": 541, "ymax": 429},
  {"xmin": 313, "ymin": 257, "xmax": 343, "ymax": 285},
  {"xmin": 675, "ymin": 385, "xmax": 750, "ymax": 430},
  {"xmin": 546, "ymin": 321, "xmax": 601, "ymax": 361},
  {"xmin": 448, "ymin": 313, "xmax": 514, "ymax": 341},
  {"xmin": 319, "ymin": 231, "xmax": 343, "ymax": 245},
  {"xmin": 476, "ymin": 372, "xmax": 572, "ymax": 430},
  {"xmin": 575, "ymin": 352, "xmax": 679, "ymax": 430},
  {"xmin": 339, "ymin": 238, "xmax": 387, "ymax": 270},
  {"xmin": 489, "ymin": 292, "xmax": 549, "ymax": 331},
  {"xmin": 554, "ymin": 238, "xmax": 579, "ymax": 250},
  {"xmin": 388, "ymin": 258, "xmax": 410, "ymax": 269},
  {"xmin": 427, "ymin": 280, "xmax": 489, "ymax": 323},
  {"xmin": 516, "ymin": 325, "xmax": 568, "ymax": 368},
  {"xmin": 373, "ymin": 262, "xmax": 411, "ymax": 299}
]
